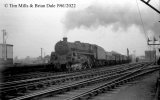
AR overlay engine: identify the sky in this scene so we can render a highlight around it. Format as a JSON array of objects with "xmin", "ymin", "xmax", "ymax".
[{"xmin": 0, "ymin": 0, "xmax": 160, "ymax": 59}]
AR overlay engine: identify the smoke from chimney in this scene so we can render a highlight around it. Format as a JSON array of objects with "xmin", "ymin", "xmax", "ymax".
[{"xmin": 62, "ymin": 3, "xmax": 159, "ymax": 36}]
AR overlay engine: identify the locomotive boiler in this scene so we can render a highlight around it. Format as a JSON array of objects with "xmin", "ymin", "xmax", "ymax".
[{"xmin": 50, "ymin": 37, "xmax": 129, "ymax": 71}]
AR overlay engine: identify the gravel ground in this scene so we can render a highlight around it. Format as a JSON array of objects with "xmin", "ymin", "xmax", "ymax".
[{"xmin": 91, "ymin": 71, "xmax": 159, "ymax": 100}]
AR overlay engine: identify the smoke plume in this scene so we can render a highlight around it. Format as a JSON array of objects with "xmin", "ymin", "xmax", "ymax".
[{"xmin": 63, "ymin": 3, "xmax": 159, "ymax": 36}]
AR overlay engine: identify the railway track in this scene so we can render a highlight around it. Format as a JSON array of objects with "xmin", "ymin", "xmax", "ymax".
[
  {"xmin": 1, "ymin": 63, "xmax": 141, "ymax": 89},
  {"xmin": 2, "ymin": 62, "xmax": 151, "ymax": 83},
  {"xmin": 1, "ymin": 64, "xmax": 121, "ymax": 82},
  {"xmin": 63, "ymin": 66, "xmax": 159, "ymax": 100},
  {"xmin": 2, "ymin": 72, "xmax": 57, "ymax": 82},
  {"xmin": 1, "ymin": 63, "xmax": 131, "ymax": 86},
  {"xmin": 1, "ymin": 62, "xmax": 154, "ymax": 100},
  {"xmin": 1, "ymin": 63, "xmax": 134, "ymax": 82},
  {"xmin": 26, "ymin": 63, "xmax": 158, "ymax": 100},
  {"xmin": 1, "ymin": 63, "xmax": 136, "ymax": 99}
]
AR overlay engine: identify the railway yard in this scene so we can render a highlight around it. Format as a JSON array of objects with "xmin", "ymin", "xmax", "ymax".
[
  {"xmin": 1, "ymin": 37, "xmax": 160, "ymax": 100},
  {"xmin": 1, "ymin": 62, "xmax": 159, "ymax": 100},
  {"xmin": 0, "ymin": 0, "xmax": 160, "ymax": 100},
  {"xmin": 1, "ymin": 0, "xmax": 160, "ymax": 99}
]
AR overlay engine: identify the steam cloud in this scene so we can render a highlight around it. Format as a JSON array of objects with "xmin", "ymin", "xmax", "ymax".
[{"xmin": 63, "ymin": 3, "xmax": 159, "ymax": 36}]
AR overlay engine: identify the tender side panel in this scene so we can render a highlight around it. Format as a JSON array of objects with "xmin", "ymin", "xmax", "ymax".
[{"xmin": 96, "ymin": 45, "xmax": 106, "ymax": 60}]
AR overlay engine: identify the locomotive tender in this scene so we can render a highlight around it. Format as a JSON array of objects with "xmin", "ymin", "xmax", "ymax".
[{"xmin": 50, "ymin": 37, "xmax": 129, "ymax": 71}]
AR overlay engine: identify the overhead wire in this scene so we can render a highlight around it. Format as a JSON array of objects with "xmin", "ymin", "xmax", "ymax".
[
  {"xmin": 135, "ymin": 0, "xmax": 148, "ymax": 40},
  {"xmin": 135, "ymin": 0, "xmax": 151, "ymax": 50}
]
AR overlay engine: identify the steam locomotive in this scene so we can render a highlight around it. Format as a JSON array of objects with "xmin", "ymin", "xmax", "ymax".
[{"xmin": 50, "ymin": 37, "xmax": 129, "ymax": 71}]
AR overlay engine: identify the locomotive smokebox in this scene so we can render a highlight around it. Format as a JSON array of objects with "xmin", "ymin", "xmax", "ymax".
[
  {"xmin": 55, "ymin": 38, "xmax": 69, "ymax": 55},
  {"xmin": 63, "ymin": 37, "xmax": 67, "ymax": 42}
]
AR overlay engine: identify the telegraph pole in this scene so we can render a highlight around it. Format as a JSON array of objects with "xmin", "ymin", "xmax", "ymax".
[
  {"xmin": 41, "ymin": 48, "xmax": 43, "ymax": 60},
  {"xmin": 2, "ymin": 29, "xmax": 7, "ymax": 60},
  {"xmin": 2, "ymin": 29, "xmax": 5, "ymax": 44}
]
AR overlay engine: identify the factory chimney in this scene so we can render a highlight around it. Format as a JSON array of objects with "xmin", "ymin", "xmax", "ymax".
[{"xmin": 63, "ymin": 37, "xmax": 67, "ymax": 42}]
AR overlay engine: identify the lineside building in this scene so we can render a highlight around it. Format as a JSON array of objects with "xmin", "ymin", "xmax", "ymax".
[{"xmin": 0, "ymin": 44, "xmax": 13, "ymax": 69}]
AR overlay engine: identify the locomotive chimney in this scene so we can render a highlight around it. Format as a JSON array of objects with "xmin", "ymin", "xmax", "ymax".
[{"xmin": 63, "ymin": 37, "xmax": 67, "ymax": 42}]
